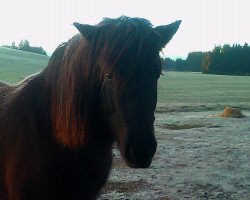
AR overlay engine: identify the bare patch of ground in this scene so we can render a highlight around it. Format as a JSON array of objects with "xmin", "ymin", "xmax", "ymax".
[
  {"xmin": 99, "ymin": 109, "xmax": 250, "ymax": 200},
  {"xmin": 159, "ymin": 123, "xmax": 205, "ymax": 130}
]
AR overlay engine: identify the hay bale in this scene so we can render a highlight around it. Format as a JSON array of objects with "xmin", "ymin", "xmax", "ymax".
[{"xmin": 219, "ymin": 107, "xmax": 245, "ymax": 118}]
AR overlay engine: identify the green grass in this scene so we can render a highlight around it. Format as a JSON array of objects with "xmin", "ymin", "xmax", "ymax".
[
  {"xmin": 157, "ymin": 72, "xmax": 250, "ymax": 110},
  {"xmin": 0, "ymin": 47, "xmax": 49, "ymax": 83},
  {"xmin": 1, "ymin": 47, "xmax": 249, "ymax": 110}
]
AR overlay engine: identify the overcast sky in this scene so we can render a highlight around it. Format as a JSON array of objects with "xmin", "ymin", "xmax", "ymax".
[{"xmin": 0, "ymin": 0, "xmax": 249, "ymax": 58}]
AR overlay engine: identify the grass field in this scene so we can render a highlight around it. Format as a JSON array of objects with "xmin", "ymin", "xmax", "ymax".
[
  {"xmin": 0, "ymin": 47, "xmax": 49, "ymax": 83},
  {"xmin": 0, "ymin": 47, "xmax": 249, "ymax": 110},
  {"xmin": 158, "ymin": 72, "xmax": 250, "ymax": 110}
]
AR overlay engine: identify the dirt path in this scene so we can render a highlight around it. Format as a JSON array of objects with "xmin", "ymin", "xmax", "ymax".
[{"xmin": 99, "ymin": 110, "xmax": 250, "ymax": 199}]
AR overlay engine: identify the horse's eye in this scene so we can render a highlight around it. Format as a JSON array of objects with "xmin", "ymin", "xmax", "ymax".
[{"xmin": 105, "ymin": 73, "xmax": 113, "ymax": 80}]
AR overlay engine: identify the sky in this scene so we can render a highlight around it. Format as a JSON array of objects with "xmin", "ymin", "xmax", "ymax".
[{"xmin": 0, "ymin": 0, "xmax": 250, "ymax": 59}]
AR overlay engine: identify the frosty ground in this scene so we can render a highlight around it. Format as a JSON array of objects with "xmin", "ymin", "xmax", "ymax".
[{"xmin": 100, "ymin": 109, "xmax": 250, "ymax": 200}]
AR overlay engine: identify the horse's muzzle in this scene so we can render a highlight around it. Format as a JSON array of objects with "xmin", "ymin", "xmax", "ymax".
[{"xmin": 124, "ymin": 137, "xmax": 157, "ymax": 168}]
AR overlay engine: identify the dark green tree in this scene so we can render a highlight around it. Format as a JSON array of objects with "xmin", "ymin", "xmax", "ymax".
[
  {"xmin": 2, "ymin": 39, "xmax": 47, "ymax": 56},
  {"xmin": 175, "ymin": 58, "xmax": 187, "ymax": 71},
  {"xmin": 18, "ymin": 39, "xmax": 30, "ymax": 52},
  {"xmin": 201, "ymin": 44, "xmax": 250, "ymax": 75},
  {"xmin": 163, "ymin": 58, "xmax": 175, "ymax": 71},
  {"xmin": 186, "ymin": 51, "xmax": 204, "ymax": 72}
]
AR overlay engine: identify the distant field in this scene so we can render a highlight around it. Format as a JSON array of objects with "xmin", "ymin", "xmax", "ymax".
[
  {"xmin": 158, "ymin": 72, "xmax": 250, "ymax": 110},
  {"xmin": 0, "ymin": 47, "xmax": 249, "ymax": 110},
  {"xmin": 0, "ymin": 47, "xmax": 49, "ymax": 83}
]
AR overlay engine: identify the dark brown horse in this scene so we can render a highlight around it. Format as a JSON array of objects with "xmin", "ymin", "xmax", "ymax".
[{"xmin": 0, "ymin": 17, "xmax": 181, "ymax": 199}]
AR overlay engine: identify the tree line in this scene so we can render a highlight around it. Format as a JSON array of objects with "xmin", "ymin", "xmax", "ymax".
[
  {"xmin": 2, "ymin": 39, "xmax": 47, "ymax": 56},
  {"xmin": 163, "ymin": 43, "xmax": 250, "ymax": 76}
]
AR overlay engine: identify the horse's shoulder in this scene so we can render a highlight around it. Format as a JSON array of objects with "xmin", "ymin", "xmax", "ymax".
[{"xmin": 0, "ymin": 84, "xmax": 16, "ymax": 112}]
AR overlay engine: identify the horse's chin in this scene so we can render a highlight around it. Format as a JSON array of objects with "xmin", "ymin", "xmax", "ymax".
[
  {"xmin": 121, "ymin": 139, "xmax": 157, "ymax": 169},
  {"xmin": 123, "ymin": 148, "xmax": 154, "ymax": 168},
  {"xmin": 125, "ymin": 158, "xmax": 153, "ymax": 168}
]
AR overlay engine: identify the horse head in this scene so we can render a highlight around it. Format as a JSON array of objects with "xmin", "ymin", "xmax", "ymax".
[{"xmin": 72, "ymin": 17, "xmax": 181, "ymax": 168}]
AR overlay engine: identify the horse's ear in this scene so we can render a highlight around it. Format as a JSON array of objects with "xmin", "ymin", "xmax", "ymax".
[
  {"xmin": 154, "ymin": 20, "xmax": 181, "ymax": 49},
  {"xmin": 73, "ymin": 22, "xmax": 95, "ymax": 41}
]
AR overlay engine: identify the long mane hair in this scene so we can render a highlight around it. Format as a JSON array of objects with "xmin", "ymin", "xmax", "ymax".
[{"xmin": 49, "ymin": 17, "xmax": 160, "ymax": 148}]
